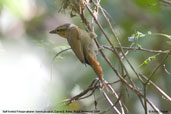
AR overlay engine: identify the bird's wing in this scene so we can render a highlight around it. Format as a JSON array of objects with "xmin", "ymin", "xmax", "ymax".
[{"xmin": 67, "ymin": 27, "xmax": 86, "ymax": 64}]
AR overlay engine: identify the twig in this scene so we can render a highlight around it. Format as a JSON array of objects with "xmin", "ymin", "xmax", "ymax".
[
  {"xmin": 106, "ymin": 80, "xmax": 125, "ymax": 114},
  {"xmin": 102, "ymin": 91, "xmax": 121, "ymax": 114},
  {"xmin": 145, "ymin": 50, "xmax": 171, "ymax": 84},
  {"xmin": 63, "ymin": 79, "xmax": 99, "ymax": 105},
  {"xmin": 103, "ymin": 45, "xmax": 170, "ymax": 54},
  {"xmin": 51, "ymin": 48, "xmax": 71, "ymax": 81},
  {"xmin": 158, "ymin": 0, "xmax": 171, "ymax": 5},
  {"xmin": 144, "ymin": 84, "xmax": 148, "ymax": 114},
  {"xmin": 163, "ymin": 64, "xmax": 171, "ymax": 75},
  {"xmin": 139, "ymin": 73, "xmax": 171, "ymax": 101},
  {"xmin": 100, "ymin": 95, "xmax": 122, "ymax": 114}
]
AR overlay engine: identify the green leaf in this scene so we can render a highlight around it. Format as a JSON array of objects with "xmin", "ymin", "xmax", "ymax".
[
  {"xmin": 128, "ymin": 31, "xmax": 146, "ymax": 42},
  {"xmin": 139, "ymin": 53, "xmax": 160, "ymax": 67},
  {"xmin": 136, "ymin": 31, "xmax": 146, "ymax": 38},
  {"xmin": 144, "ymin": 61, "xmax": 148, "ymax": 64}
]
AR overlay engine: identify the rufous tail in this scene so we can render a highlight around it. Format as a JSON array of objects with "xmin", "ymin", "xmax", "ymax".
[{"xmin": 88, "ymin": 53, "xmax": 108, "ymax": 89}]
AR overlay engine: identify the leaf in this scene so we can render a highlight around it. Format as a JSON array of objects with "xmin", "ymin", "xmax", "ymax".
[
  {"xmin": 128, "ymin": 31, "xmax": 146, "ymax": 42},
  {"xmin": 136, "ymin": 31, "xmax": 146, "ymax": 38},
  {"xmin": 139, "ymin": 53, "xmax": 160, "ymax": 67},
  {"xmin": 128, "ymin": 36, "xmax": 136, "ymax": 42}
]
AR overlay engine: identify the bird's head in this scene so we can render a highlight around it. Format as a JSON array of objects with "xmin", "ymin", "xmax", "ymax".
[{"xmin": 49, "ymin": 23, "xmax": 76, "ymax": 38}]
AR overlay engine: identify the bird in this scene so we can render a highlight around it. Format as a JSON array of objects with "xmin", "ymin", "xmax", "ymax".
[{"xmin": 50, "ymin": 23, "xmax": 107, "ymax": 89}]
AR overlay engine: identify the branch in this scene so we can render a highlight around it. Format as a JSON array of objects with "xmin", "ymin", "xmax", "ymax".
[
  {"xmin": 51, "ymin": 48, "xmax": 71, "ymax": 80},
  {"xmin": 63, "ymin": 79, "xmax": 99, "ymax": 105},
  {"xmin": 159, "ymin": 0, "xmax": 171, "ymax": 6},
  {"xmin": 163, "ymin": 64, "xmax": 171, "ymax": 75},
  {"xmin": 106, "ymin": 81, "xmax": 125, "ymax": 114},
  {"xmin": 102, "ymin": 91, "xmax": 122, "ymax": 114},
  {"xmin": 139, "ymin": 74, "xmax": 171, "ymax": 101},
  {"xmin": 145, "ymin": 50, "xmax": 171, "ymax": 84},
  {"xmin": 103, "ymin": 45, "xmax": 170, "ymax": 54}
]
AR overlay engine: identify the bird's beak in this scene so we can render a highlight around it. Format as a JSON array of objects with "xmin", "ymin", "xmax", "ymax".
[{"xmin": 49, "ymin": 30, "xmax": 56, "ymax": 34}]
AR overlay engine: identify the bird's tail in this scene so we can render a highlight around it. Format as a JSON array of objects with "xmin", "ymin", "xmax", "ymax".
[{"xmin": 88, "ymin": 53, "xmax": 108, "ymax": 89}]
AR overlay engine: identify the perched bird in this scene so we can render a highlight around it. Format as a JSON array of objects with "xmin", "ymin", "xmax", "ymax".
[{"xmin": 50, "ymin": 23, "xmax": 106, "ymax": 88}]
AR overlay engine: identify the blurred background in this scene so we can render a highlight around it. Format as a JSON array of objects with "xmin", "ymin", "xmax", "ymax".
[{"xmin": 0, "ymin": 0, "xmax": 170, "ymax": 114}]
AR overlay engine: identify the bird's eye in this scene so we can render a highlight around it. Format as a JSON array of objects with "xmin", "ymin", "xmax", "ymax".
[{"xmin": 56, "ymin": 29, "xmax": 63, "ymax": 32}]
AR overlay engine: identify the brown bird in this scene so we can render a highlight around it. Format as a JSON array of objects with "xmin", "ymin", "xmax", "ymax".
[{"xmin": 50, "ymin": 23, "xmax": 107, "ymax": 89}]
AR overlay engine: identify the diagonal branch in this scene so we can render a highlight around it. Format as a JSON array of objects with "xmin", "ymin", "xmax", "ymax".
[{"xmin": 145, "ymin": 50, "xmax": 171, "ymax": 84}]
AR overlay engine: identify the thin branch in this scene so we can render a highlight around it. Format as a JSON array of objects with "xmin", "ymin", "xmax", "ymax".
[
  {"xmin": 139, "ymin": 74, "xmax": 171, "ymax": 101},
  {"xmin": 158, "ymin": 0, "xmax": 171, "ymax": 6},
  {"xmin": 100, "ymin": 95, "xmax": 122, "ymax": 114},
  {"xmin": 103, "ymin": 45, "xmax": 170, "ymax": 54},
  {"xmin": 63, "ymin": 79, "xmax": 99, "ymax": 105},
  {"xmin": 51, "ymin": 48, "xmax": 71, "ymax": 81},
  {"xmin": 102, "ymin": 91, "xmax": 121, "ymax": 114},
  {"xmin": 107, "ymin": 81, "xmax": 125, "ymax": 114},
  {"xmin": 144, "ymin": 85, "xmax": 148, "ymax": 114},
  {"xmin": 121, "ymin": 43, "xmax": 134, "ymax": 60},
  {"xmin": 163, "ymin": 64, "xmax": 171, "ymax": 75},
  {"xmin": 145, "ymin": 50, "xmax": 171, "ymax": 84}
]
